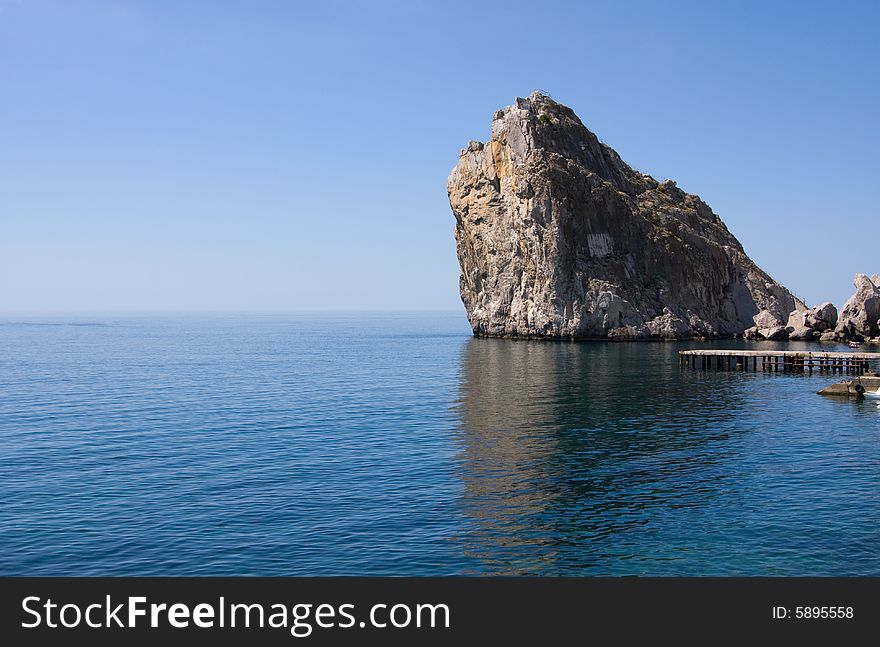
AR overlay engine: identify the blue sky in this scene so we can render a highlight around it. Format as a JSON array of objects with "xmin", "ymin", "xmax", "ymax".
[{"xmin": 1, "ymin": 0, "xmax": 877, "ymax": 313}]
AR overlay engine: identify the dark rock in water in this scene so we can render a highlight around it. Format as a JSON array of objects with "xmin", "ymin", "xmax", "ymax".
[
  {"xmin": 817, "ymin": 378, "xmax": 877, "ymax": 399},
  {"xmin": 448, "ymin": 92, "xmax": 800, "ymax": 340},
  {"xmin": 835, "ymin": 274, "xmax": 880, "ymax": 340}
]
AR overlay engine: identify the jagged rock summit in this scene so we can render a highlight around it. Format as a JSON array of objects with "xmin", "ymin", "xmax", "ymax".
[
  {"xmin": 834, "ymin": 273, "xmax": 880, "ymax": 340},
  {"xmin": 448, "ymin": 92, "xmax": 801, "ymax": 339}
]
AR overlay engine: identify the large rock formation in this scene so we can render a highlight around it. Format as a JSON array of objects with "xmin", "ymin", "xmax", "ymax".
[
  {"xmin": 448, "ymin": 92, "xmax": 800, "ymax": 339},
  {"xmin": 834, "ymin": 274, "xmax": 880, "ymax": 340},
  {"xmin": 804, "ymin": 302, "xmax": 838, "ymax": 332}
]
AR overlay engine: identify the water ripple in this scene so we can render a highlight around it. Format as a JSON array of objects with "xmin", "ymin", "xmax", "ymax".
[{"xmin": 0, "ymin": 315, "xmax": 877, "ymax": 575}]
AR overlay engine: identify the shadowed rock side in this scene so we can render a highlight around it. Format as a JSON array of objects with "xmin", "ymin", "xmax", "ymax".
[{"xmin": 448, "ymin": 92, "xmax": 800, "ymax": 340}]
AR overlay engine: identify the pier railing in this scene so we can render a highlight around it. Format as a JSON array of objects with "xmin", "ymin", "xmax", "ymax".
[{"xmin": 679, "ymin": 350, "xmax": 880, "ymax": 375}]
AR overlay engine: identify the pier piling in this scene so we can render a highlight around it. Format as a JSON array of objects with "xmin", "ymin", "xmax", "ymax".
[{"xmin": 679, "ymin": 350, "xmax": 879, "ymax": 376}]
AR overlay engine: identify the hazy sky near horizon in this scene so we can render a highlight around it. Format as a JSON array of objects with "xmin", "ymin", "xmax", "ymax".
[{"xmin": 1, "ymin": 0, "xmax": 878, "ymax": 314}]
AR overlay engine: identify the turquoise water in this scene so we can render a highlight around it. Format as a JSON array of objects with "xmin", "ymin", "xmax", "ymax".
[{"xmin": 1, "ymin": 313, "xmax": 878, "ymax": 576}]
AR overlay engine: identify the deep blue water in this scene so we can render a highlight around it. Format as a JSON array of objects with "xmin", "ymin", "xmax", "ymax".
[{"xmin": 1, "ymin": 313, "xmax": 879, "ymax": 576}]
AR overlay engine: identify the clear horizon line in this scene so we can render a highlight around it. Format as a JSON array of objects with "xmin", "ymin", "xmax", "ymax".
[{"xmin": 0, "ymin": 307, "xmax": 467, "ymax": 317}]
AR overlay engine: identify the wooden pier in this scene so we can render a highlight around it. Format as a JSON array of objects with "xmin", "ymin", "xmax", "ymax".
[{"xmin": 679, "ymin": 349, "xmax": 880, "ymax": 375}]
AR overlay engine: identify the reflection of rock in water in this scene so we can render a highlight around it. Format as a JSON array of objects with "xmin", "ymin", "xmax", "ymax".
[
  {"xmin": 454, "ymin": 338, "xmax": 748, "ymax": 575},
  {"xmin": 455, "ymin": 339, "xmax": 565, "ymax": 574},
  {"xmin": 455, "ymin": 338, "xmax": 622, "ymax": 574}
]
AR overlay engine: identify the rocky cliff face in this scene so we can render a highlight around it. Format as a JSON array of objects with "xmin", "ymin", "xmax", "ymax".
[
  {"xmin": 448, "ymin": 92, "xmax": 800, "ymax": 340},
  {"xmin": 834, "ymin": 274, "xmax": 880, "ymax": 340}
]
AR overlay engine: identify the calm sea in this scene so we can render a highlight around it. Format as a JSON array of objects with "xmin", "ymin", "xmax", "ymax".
[{"xmin": 1, "ymin": 313, "xmax": 878, "ymax": 576}]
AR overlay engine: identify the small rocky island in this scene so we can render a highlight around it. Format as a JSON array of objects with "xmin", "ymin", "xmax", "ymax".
[{"xmin": 448, "ymin": 92, "xmax": 879, "ymax": 342}]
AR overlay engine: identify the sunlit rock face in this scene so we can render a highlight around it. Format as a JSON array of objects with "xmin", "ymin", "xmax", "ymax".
[
  {"xmin": 448, "ymin": 92, "xmax": 799, "ymax": 340},
  {"xmin": 834, "ymin": 273, "xmax": 880, "ymax": 340}
]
